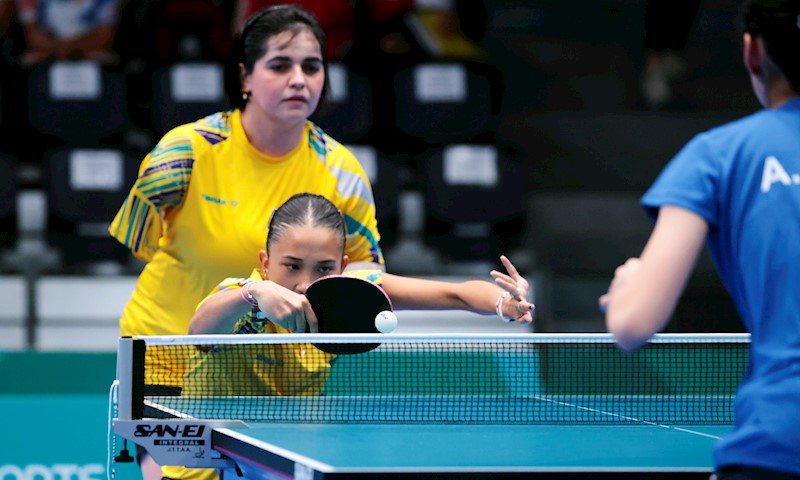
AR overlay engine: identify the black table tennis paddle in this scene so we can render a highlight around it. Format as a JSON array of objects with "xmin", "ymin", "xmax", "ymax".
[{"xmin": 305, "ymin": 275, "xmax": 393, "ymax": 354}]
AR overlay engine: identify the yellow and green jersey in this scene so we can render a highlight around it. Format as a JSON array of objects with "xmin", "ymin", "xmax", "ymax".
[{"xmin": 109, "ymin": 110, "xmax": 383, "ymax": 385}]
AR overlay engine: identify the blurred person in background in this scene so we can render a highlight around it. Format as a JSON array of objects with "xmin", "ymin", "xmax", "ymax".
[
  {"xmin": 14, "ymin": 0, "xmax": 123, "ymax": 66},
  {"xmin": 640, "ymin": 0, "xmax": 703, "ymax": 109}
]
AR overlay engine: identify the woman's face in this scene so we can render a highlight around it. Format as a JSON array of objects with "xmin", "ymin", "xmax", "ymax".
[
  {"xmin": 261, "ymin": 225, "xmax": 346, "ymax": 294},
  {"xmin": 242, "ymin": 27, "xmax": 325, "ymax": 126}
]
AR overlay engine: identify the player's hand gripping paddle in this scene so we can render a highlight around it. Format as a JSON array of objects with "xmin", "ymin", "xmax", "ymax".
[{"xmin": 305, "ymin": 275, "xmax": 394, "ymax": 354}]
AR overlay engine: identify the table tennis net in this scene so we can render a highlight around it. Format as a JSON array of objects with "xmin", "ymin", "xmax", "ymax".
[{"xmin": 118, "ymin": 334, "xmax": 748, "ymax": 425}]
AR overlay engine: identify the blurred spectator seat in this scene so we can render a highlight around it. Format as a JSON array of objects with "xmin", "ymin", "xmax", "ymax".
[
  {"xmin": 150, "ymin": 61, "xmax": 228, "ymax": 136},
  {"xmin": 0, "ymin": 188, "xmax": 61, "ymax": 274},
  {"xmin": 34, "ymin": 275, "xmax": 136, "ymax": 350},
  {"xmin": 27, "ymin": 60, "xmax": 128, "ymax": 143},
  {"xmin": 41, "ymin": 146, "xmax": 138, "ymax": 273},
  {"xmin": 345, "ymin": 144, "xmax": 406, "ymax": 250},
  {"xmin": 0, "ymin": 152, "xmax": 18, "ymax": 254},
  {"xmin": 420, "ymin": 143, "xmax": 526, "ymax": 269},
  {"xmin": 311, "ymin": 63, "xmax": 373, "ymax": 143},
  {"xmin": 394, "ymin": 61, "xmax": 502, "ymax": 146},
  {"xmin": 0, "ymin": 275, "xmax": 27, "ymax": 350}
]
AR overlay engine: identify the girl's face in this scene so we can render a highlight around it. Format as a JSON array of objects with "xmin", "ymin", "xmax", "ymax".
[
  {"xmin": 261, "ymin": 225, "xmax": 347, "ymax": 294},
  {"xmin": 242, "ymin": 27, "xmax": 325, "ymax": 126}
]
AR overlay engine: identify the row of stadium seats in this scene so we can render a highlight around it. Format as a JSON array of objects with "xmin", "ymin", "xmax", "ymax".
[
  {"xmin": 0, "ymin": 48, "xmax": 516, "ymax": 275},
  {"xmin": 0, "ymin": 140, "xmax": 531, "ymax": 276},
  {"xmin": 0, "ymin": 58, "xmax": 503, "ymax": 160}
]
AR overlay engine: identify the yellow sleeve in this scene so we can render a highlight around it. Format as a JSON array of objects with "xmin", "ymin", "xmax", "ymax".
[
  {"xmin": 342, "ymin": 194, "xmax": 384, "ymax": 266},
  {"xmin": 108, "ymin": 130, "xmax": 194, "ymax": 261},
  {"xmin": 321, "ymin": 133, "xmax": 384, "ymax": 266}
]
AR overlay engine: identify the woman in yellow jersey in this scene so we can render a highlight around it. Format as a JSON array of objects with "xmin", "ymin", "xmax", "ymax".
[
  {"xmin": 184, "ymin": 193, "xmax": 534, "ymax": 398},
  {"xmin": 108, "ymin": 5, "xmax": 383, "ymax": 480}
]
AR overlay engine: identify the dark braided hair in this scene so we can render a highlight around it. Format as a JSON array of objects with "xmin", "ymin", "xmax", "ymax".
[
  {"xmin": 224, "ymin": 4, "xmax": 331, "ymax": 110},
  {"xmin": 266, "ymin": 193, "xmax": 345, "ymax": 255},
  {"xmin": 742, "ymin": 0, "xmax": 800, "ymax": 92}
]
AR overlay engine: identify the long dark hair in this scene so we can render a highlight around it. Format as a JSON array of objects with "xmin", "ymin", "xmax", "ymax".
[
  {"xmin": 267, "ymin": 193, "xmax": 345, "ymax": 255},
  {"xmin": 224, "ymin": 4, "xmax": 331, "ymax": 110},
  {"xmin": 743, "ymin": 0, "xmax": 800, "ymax": 92}
]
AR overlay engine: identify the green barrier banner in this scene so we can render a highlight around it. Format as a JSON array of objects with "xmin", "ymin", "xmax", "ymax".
[{"xmin": 0, "ymin": 353, "xmax": 138, "ymax": 480}]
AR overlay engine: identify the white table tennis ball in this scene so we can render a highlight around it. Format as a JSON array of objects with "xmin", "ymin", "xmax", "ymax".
[{"xmin": 375, "ymin": 310, "xmax": 397, "ymax": 333}]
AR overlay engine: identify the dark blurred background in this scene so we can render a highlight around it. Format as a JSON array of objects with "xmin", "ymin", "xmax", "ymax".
[{"xmin": 0, "ymin": 0, "xmax": 751, "ymax": 352}]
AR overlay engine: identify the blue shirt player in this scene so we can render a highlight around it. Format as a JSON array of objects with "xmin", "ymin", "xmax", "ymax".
[{"xmin": 599, "ymin": 0, "xmax": 800, "ymax": 478}]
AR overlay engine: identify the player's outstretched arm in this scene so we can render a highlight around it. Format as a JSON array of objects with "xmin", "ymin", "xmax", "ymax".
[
  {"xmin": 601, "ymin": 206, "xmax": 708, "ymax": 351},
  {"xmin": 189, "ymin": 285, "xmax": 256, "ymax": 335},
  {"xmin": 382, "ymin": 255, "xmax": 534, "ymax": 323}
]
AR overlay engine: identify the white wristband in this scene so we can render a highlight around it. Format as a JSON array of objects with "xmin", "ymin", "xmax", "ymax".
[{"xmin": 495, "ymin": 291, "xmax": 513, "ymax": 322}]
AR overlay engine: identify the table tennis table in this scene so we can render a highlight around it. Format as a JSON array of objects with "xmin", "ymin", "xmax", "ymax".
[
  {"xmin": 111, "ymin": 333, "xmax": 748, "ymax": 479},
  {"xmin": 151, "ymin": 399, "xmax": 731, "ymax": 479}
]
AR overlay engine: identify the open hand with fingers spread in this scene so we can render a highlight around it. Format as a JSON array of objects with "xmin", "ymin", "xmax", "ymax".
[{"xmin": 490, "ymin": 255, "xmax": 535, "ymax": 323}]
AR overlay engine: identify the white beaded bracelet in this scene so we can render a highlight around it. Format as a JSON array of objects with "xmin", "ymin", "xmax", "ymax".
[{"xmin": 495, "ymin": 291, "xmax": 513, "ymax": 322}]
